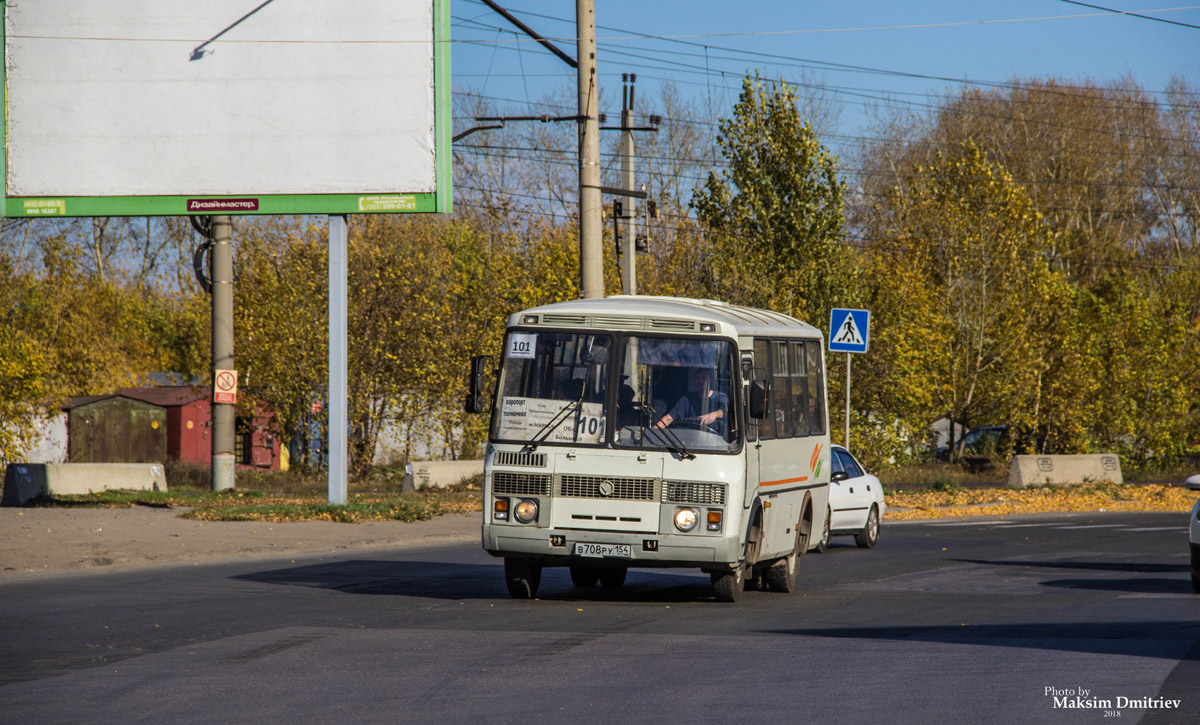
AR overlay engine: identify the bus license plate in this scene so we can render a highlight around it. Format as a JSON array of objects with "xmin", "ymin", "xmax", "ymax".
[{"xmin": 574, "ymin": 542, "xmax": 631, "ymax": 559}]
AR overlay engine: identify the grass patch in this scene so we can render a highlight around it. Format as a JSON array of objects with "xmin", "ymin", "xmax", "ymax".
[
  {"xmin": 180, "ymin": 495, "xmax": 471, "ymax": 523},
  {"xmin": 26, "ymin": 469, "xmax": 484, "ymax": 523},
  {"xmin": 877, "ymin": 463, "xmax": 1005, "ymax": 487}
]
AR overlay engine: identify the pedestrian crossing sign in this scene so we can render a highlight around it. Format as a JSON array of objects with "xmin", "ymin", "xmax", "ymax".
[{"xmin": 829, "ymin": 308, "xmax": 870, "ymax": 354}]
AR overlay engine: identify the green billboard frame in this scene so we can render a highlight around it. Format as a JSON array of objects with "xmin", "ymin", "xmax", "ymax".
[{"xmin": 1, "ymin": 0, "xmax": 452, "ymax": 218}]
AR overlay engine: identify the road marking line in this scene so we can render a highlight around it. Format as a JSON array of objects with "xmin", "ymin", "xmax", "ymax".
[
  {"xmin": 1122, "ymin": 527, "xmax": 1187, "ymax": 532},
  {"xmin": 995, "ymin": 523, "xmax": 1057, "ymax": 528},
  {"xmin": 1051, "ymin": 524, "xmax": 1128, "ymax": 529}
]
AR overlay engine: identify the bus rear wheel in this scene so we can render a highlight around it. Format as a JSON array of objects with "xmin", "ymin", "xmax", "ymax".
[
  {"xmin": 711, "ymin": 564, "xmax": 745, "ymax": 603},
  {"xmin": 504, "ymin": 557, "xmax": 542, "ymax": 599},
  {"xmin": 766, "ymin": 533, "xmax": 803, "ymax": 593}
]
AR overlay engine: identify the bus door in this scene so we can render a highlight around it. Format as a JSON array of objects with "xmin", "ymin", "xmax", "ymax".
[{"xmin": 741, "ymin": 348, "xmax": 759, "ymax": 511}]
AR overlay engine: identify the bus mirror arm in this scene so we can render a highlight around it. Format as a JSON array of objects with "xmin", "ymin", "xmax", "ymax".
[{"xmin": 464, "ymin": 355, "xmax": 493, "ymax": 414}]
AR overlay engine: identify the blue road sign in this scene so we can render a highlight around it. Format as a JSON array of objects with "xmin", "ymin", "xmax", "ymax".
[{"xmin": 829, "ymin": 308, "xmax": 870, "ymax": 354}]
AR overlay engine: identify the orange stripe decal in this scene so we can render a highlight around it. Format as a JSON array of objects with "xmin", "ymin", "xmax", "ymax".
[
  {"xmin": 761, "ymin": 476, "xmax": 809, "ymax": 487},
  {"xmin": 810, "ymin": 443, "xmax": 822, "ymax": 472}
]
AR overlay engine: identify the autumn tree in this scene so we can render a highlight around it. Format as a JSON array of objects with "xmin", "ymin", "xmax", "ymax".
[
  {"xmin": 691, "ymin": 72, "xmax": 852, "ymax": 322},
  {"xmin": 857, "ymin": 141, "xmax": 1073, "ymax": 459}
]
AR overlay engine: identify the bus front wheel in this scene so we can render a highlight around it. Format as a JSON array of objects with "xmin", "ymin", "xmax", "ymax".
[
  {"xmin": 598, "ymin": 567, "xmax": 627, "ymax": 588},
  {"xmin": 711, "ymin": 564, "xmax": 745, "ymax": 603},
  {"xmin": 570, "ymin": 565, "xmax": 599, "ymax": 587},
  {"xmin": 504, "ymin": 557, "xmax": 542, "ymax": 599}
]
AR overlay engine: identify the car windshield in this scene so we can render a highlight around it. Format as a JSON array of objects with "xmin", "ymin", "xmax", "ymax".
[
  {"xmin": 613, "ymin": 336, "xmax": 738, "ymax": 454},
  {"xmin": 492, "ymin": 331, "xmax": 611, "ymax": 445}
]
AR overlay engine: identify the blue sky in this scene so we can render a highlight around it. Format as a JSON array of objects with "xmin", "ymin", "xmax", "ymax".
[{"xmin": 450, "ymin": 0, "xmax": 1200, "ymax": 148}]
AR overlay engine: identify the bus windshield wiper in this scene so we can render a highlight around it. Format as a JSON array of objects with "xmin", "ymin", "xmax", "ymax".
[
  {"xmin": 520, "ymin": 397, "xmax": 583, "ymax": 454},
  {"xmin": 643, "ymin": 401, "xmax": 695, "ymax": 460}
]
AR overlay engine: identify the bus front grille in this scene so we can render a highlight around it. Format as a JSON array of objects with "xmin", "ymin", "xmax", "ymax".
[
  {"xmin": 493, "ymin": 451, "xmax": 547, "ymax": 468},
  {"xmin": 662, "ymin": 481, "xmax": 726, "ymax": 505},
  {"xmin": 559, "ymin": 475, "xmax": 656, "ymax": 501},
  {"xmin": 493, "ymin": 471, "xmax": 552, "ymax": 496}
]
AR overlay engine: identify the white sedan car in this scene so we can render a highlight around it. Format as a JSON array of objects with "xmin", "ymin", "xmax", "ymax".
[
  {"xmin": 816, "ymin": 444, "xmax": 885, "ymax": 552},
  {"xmin": 1187, "ymin": 475, "xmax": 1200, "ymax": 594}
]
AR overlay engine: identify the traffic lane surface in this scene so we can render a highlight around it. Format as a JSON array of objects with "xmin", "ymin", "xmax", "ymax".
[{"xmin": 1, "ymin": 512, "xmax": 1196, "ymax": 724}]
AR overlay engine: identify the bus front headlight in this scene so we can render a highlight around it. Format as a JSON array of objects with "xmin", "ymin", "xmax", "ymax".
[
  {"xmin": 514, "ymin": 498, "xmax": 539, "ymax": 523},
  {"xmin": 674, "ymin": 507, "xmax": 699, "ymax": 532}
]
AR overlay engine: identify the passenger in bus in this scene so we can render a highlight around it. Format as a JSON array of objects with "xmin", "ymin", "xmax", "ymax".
[{"xmin": 654, "ymin": 368, "xmax": 729, "ymax": 435}]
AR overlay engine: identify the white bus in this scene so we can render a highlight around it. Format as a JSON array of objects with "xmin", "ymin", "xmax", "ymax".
[{"xmin": 466, "ymin": 296, "xmax": 831, "ymax": 602}]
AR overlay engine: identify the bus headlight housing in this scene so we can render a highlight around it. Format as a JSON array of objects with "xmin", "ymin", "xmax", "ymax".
[
  {"xmin": 674, "ymin": 507, "xmax": 699, "ymax": 532},
  {"xmin": 514, "ymin": 498, "xmax": 539, "ymax": 524}
]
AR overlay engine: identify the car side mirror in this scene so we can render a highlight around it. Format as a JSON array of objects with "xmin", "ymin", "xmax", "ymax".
[
  {"xmin": 831, "ymin": 471, "xmax": 849, "ymax": 482},
  {"xmin": 747, "ymin": 368, "xmax": 769, "ymax": 420},
  {"xmin": 1186, "ymin": 474, "xmax": 1200, "ymax": 491},
  {"xmin": 464, "ymin": 355, "xmax": 493, "ymax": 414}
]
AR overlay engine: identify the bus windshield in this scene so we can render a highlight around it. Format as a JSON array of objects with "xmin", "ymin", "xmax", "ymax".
[
  {"xmin": 492, "ymin": 331, "xmax": 611, "ymax": 446},
  {"xmin": 614, "ymin": 336, "xmax": 738, "ymax": 454}
]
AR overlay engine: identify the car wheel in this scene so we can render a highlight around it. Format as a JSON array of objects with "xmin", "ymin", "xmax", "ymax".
[
  {"xmin": 855, "ymin": 505, "xmax": 880, "ymax": 549},
  {"xmin": 598, "ymin": 567, "xmax": 627, "ymax": 588},
  {"xmin": 504, "ymin": 557, "xmax": 542, "ymax": 599},
  {"xmin": 1192, "ymin": 545, "xmax": 1200, "ymax": 594},
  {"xmin": 815, "ymin": 507, "xmax": 831, "ymax": 553},
  {"xmin": 569, "ymin": 565, "xmax": 599, "ymax": 587},
  {"xmin": 711, "ymin": 564, "xmax": 745, "ymax": 603}
]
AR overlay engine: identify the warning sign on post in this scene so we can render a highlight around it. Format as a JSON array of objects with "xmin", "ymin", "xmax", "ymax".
[{"xmin": 214, "ymin": 369, "xmax": 238, "ymax": 404}]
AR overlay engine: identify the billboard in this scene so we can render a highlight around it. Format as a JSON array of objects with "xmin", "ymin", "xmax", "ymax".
[{"xmin": 2, "ymin": 0, "xmax": 451, "ymax": 217}]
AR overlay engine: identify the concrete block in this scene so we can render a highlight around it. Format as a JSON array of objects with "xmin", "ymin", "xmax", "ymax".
[
  {"xmin": 410, "ymin": 460, "xmax": 483, "ymax": 490},
  {"xmin": 1007, "ymin": 454, "xmax": 1122, "ymax": 488},
  {"xmin": 2, "ymin": 463, "xmax": 167, "ymax": 506}
]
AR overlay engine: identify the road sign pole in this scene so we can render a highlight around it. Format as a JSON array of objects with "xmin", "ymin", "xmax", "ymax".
[{"xmin": 845, "ymin": 352, "xmax": 851, "ymax": 448}]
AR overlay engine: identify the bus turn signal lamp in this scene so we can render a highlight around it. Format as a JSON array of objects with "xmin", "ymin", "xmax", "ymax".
[
  {"xmin": 707, "ymin": 510, "xmax": 723, "ymax": 531},
  {"xmin": 494, "ymin": 498, "xmax": 509, "ymax": 521}
]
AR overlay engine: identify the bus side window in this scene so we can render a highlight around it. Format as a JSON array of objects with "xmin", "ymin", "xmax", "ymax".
[
  {"xmin": 772, "ymin": 340, "xmax": 793, "ymax": 437},
  {"xmin": 790, "ymin": 341, "xmax": 808, "ymax": 437},
  {"xmin": 754, "ymin": 339, "xmax": 775, "ymax": 439},
  {"xmin": 805, "ymin": 340, "xmax": 826, "ymax": 435}
]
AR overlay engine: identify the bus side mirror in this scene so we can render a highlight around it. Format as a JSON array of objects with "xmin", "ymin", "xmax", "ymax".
[
  {"xmin": 748, "ymin": 367, "xmax": 768, "ymax": 420},
  {"xmin": 464, "ymin": 355, "xmax": 492, "ymax": 414}
]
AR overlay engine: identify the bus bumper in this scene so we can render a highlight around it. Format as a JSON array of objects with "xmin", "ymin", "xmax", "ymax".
[{"xmin": 482, "ymin": 522, "xmax": 743, "ymax": 570}]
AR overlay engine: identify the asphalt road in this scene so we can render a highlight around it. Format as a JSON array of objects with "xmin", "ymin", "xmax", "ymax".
[{"xmin": 1, "ymin": 511, "xmax": 1197, "ymax": 724}]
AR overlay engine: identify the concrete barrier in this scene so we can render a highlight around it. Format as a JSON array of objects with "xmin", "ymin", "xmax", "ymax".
[
  {"xmin": 1007, "ymin": 454, "xmax": 1122, "ymax": 488},
  {"xmin": 410, "ymin": 460, "xmax": 483, "ymax": 490},
  {"xmin": 2, "ymin": 463, "xmax": 167, "ymax": 506}
]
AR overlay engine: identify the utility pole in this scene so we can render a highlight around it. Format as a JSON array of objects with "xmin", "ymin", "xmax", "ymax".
[
  {"xmin": 210, "ymin": 215, "xmax": 235, "ymax": 492},
  {"xmin": 576, "ymin": 0, "xmax": 603, "ymax": 299},
  {"xmin": 619, "ymin": 74, "xmax": 636, "ymax": 295}
]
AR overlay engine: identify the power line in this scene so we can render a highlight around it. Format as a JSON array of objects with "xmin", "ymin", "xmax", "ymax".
[
  {"xmin": 454, "ymin": 2, "xmax": 1200, "ymax": 99},
  {"xmin": 1056, "ymin": 0, "xmax": 1200, "ymax": 29}
]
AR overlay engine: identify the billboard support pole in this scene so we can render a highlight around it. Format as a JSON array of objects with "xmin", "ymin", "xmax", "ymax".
[
  {"xmin": 328, "ymin": 215, "xmax": 348, "ymax": 505},
  {"xmin": 211, "ymin": 215, "xmax": 235, "ymax": 492}
]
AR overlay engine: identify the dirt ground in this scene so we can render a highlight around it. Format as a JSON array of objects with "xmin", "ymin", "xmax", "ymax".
[{"xmin": 0, "ymin": 507, "xmax": 479, "ymax": 582}]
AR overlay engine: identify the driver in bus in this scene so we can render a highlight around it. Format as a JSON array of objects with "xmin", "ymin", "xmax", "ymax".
[{"xmin": 654, "ymin": 368, "xmax": 729, "ymax": 435}]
